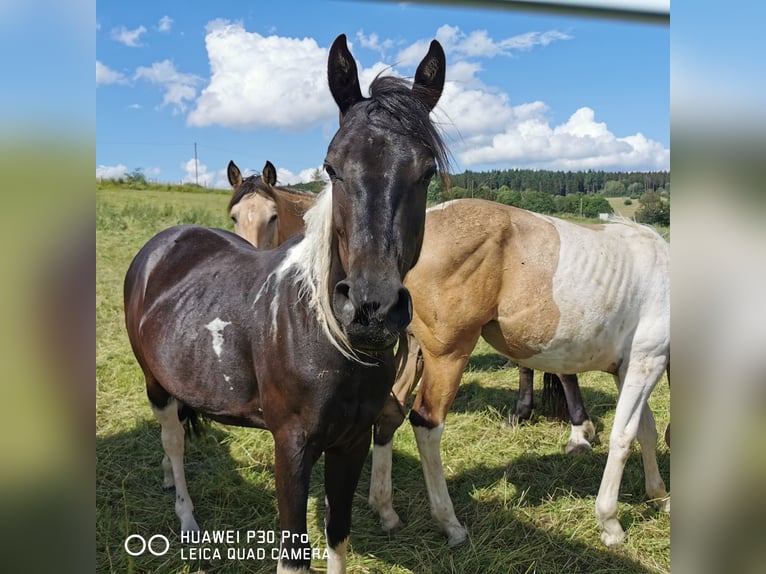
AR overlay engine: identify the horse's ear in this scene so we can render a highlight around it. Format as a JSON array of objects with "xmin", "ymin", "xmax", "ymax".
[
  {"xmin": 262, "ymin": 160, "xmax": 277, "ymax": 186},
  {"xmin": 327, "ymin": 33, "xmax": 364, "ymax": 116},
  {"xmin": 227, "ymin": 160, "xmax": 242, "ymax": 189},
  {"xmin": 412, "ymin": 40, "xmax": 446, "ymax": 112}
]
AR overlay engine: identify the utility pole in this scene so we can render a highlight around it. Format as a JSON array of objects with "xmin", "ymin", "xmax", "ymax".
[{"xmin": 194, "ymin": 142, "xmax": 199, "ymax": 186}]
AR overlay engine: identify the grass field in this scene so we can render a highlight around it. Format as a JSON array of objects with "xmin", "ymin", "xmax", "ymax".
[{"xmin": 96, "ymin": 186, "xmax": 670, "ymax": 574}]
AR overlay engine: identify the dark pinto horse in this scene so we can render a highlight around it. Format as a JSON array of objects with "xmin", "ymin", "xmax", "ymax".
[
  {"xmin": 226, "ymin": 161, "xmax": 594, "ymax": 451},
  {"xmin": 227, "ymin": 160, "xmax": 316, "ymax": 250},
  {"xmin": 123, "ymin": 34, "xmax": 448, "ymax": 574},
  {"xmin": 369, "ymin": 199, "xmax": 670, "ymax": 547}
]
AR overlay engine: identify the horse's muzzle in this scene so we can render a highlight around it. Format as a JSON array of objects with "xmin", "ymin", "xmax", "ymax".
[{"xmin": 332, "ymin": 279, "xmax": 412, "ymax": 350}]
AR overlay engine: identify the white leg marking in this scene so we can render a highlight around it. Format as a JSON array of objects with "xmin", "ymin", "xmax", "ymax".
[
  {"xmin": 636, "ymin": 403, "xmax": 670, "ymax": 510},
  {"xmin": 326, "ymin": 536, "xmax": 348, "ymax": 574},
  {"xmin": 595, "ymin": 356, "xmax": 665, "ymax": 547},
  {"xmin": 565, "ymin": 420, "xmax": 596, "ymax": 455},
  {"xmin": 153, "ymin": 398, "xmax": 199, "ymax": 534},
  {"xmin": 413, "ymin": 424, "xmax": 467, "ymax": 546},
  {"xmin": 369, "ymin": 442, "xmax": 403, "ymax": 531},
  {"xmin": 161, "ymin": 454, "xmax": 174, "ymax": 490},
  {"xmin": 276, "ymin": 562, "xmax": 310, "ymax": 574}
]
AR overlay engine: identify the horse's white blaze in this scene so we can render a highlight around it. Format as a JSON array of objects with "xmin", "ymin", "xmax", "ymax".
[
  {"xmin": 413, "ymin": 424, "xmax": 467, "ymax": 546},
  {"xmin": 205, "ymin": 318, "xmax": 231, "ymax": 358},
  {"xmin": 326, "ymin": 537, "xmax": 348, "ymax": 574},
  {"xmin": 369, "ymin": 442, "xmax": 402, "ymax": 531}
]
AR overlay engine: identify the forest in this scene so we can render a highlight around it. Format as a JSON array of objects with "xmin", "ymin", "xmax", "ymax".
[{"xmin": 295, "ymin": 167, "xmax": 671, "ymax": 225}]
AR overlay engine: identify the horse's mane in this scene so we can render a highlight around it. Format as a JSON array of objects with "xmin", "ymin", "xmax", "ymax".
[
  {"xmin": 605, "ymin": 214, "xmax": 668, "ymax": 241},
  {"xmin": 274, "ymin": 184, "xmax": 367, "ymax": 363}
]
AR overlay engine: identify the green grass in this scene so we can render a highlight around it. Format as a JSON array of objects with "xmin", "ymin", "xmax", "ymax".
[{"xmin": 96, "ymin": 187, "xmax": 670, "ymax": 574}]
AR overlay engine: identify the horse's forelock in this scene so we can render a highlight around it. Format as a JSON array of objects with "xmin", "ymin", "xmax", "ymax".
[
  {"xmin": 227, "ymin": 174, "xmax": 268, "ymax": 212},
  {"xmin": 366, "ymin": 75, "xmax": 451, "ymax": 176}
]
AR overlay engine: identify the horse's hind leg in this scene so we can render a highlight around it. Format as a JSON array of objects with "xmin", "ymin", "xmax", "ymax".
[
  {"xmin": 595, "ymin": 354, "xmax": 666, "ymax": 546},
  {"xmin": 559, "ymin": 374, "xmax": 596, "ymax": 455},
  {"xmin": 152, "ymin": 396, "xmax": 199, "ymax": 534},
  {"xmin": 508, "ymin": 366, "xmax": 534, "ymax": 426},
  {"xmin": 637, "ymin": 401, "xmax": 670, "ymax": 511}
]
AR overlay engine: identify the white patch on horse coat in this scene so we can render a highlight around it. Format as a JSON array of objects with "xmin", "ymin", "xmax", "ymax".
[
  {"xmin": 526, "ymin": 214, "xmax": 670, "ymax": 374},
  {"xmin": 205, "ymin": 318, "xmax": 231, "ymax": 358}
]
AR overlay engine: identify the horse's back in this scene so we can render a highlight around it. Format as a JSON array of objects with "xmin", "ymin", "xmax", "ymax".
[{"xmin": 411, "ymin": 199, "xmax": 669, "ymax": 372}]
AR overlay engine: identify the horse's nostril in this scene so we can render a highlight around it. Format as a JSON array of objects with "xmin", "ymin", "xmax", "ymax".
[
  {"xmin": 332, "ymin": 281, "xmax": 356, "ymax": 327},
  {"xmin": 387, "ymin": 287, "xmax": 412, "ymax": 331}
]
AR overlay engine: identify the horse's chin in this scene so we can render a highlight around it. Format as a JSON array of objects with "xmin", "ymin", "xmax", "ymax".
[{"xmin": 343, "ymin": 324, "xmax": 399, "ymax": 352}]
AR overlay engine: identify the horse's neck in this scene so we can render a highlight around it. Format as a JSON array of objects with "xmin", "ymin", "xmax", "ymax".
[{"xmin": 275, "ymin": 190, "xmax": 315, "ymax": 242}]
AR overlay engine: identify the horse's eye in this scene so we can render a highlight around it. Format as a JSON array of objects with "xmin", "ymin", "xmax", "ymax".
[
  {"xmin": 231, "ymin": 216, "xmax": 237, "ymax": 224},
  {"xmin": 268, "ymin": 214, "xmax": 278, "ymax": 225},
  {"xmin": 324, "ymin": 163, "xmax": 341, "ymax": 181},
  {"xmin": 421, "ymin": 166, "xmax": 437, "ymax": 183}
]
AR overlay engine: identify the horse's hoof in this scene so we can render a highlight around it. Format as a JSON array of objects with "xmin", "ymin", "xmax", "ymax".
[
  {"xmin": 446, "ymin": 526, "xmax": 468, "ymax": 547},
  {"xmin": 600, "ymin": 528, "xmax": 626, "ymax": 547},
  {"xmin": 565, "ymin": 440, "xmax": 593, "ymax": 455},
  {"xmin": 381, "ymin": 517, "xmax": 404, "ymax": 534},
  {"xmin": 505, "ymin": 414, "xmax": 522, "ymax": 428},
  {"xmin": 654, "ymin": 496, "xmax": 670, "ymax": 513}
]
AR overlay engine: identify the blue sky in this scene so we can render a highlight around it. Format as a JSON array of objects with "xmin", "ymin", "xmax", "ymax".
[{"xmin": 96, "ymin": 1, "xmax": 669, "ymax": 188}]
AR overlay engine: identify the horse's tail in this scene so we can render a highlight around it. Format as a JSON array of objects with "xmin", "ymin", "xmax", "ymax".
[
  {"xmin": 541, "ymin": 372, "xmax": 569, "ymax": 421},
  {"xmin": 179, "ymin": 404, "xmax": 209, "ymax": 439}
]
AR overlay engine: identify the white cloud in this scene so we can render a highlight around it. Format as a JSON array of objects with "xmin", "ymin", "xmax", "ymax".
[
  {"xmin": 181, "ymin": 158, "xmax": 233, "ymax": 189},
  {"xmin": 134, "ymin": 60, "xmax": 202, "ymax": 114},
  {"xmin": 188, "ymin": 20, "xmax": 336, "ymax": 130},
  {"xmin": 277, "ymin": 164, "xmax": 327, "ymax": 185},
  {"xmin": 111, "ymin": 25, "xmax": 147, "ymax": 47},
  {"xmin": 456, "ymin": 105, "xmax": 669, "ymax": 171},
  {"xmin": 158, "ymin": 16, "xmax": 173, "ymax": 33},
  {"xmin": 96, "ymin": 61, "xmax": 128, "ymax": 85},
  {"xmin": 185, "ymin": 24, "xmax": 666, "ymax": 171},
  {"xmin": 356, "ymin": 30, "xmax": 396, "ymax": 57},
  {"xmin": 396, "ymin": 25, "xmax": 571, "ymax": 66},
  {"xmin": 96, "ymin": 163, "xmax": 129, "ymax": 179}
]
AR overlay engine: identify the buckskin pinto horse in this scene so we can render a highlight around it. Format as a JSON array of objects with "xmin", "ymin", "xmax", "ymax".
[
  {"xmin": 225, "ymin": 162, "xmax": 595, "ymax": 452},
  {"xmin": 369, "ymin": 198, "xmax": 670, "ymax": 548},
  {"xmin": 227, "ymin": 159, "xmax": 316, "ymax": 250},
  {"xmin": 123, "ymin": 34, "xmax": 448, "ymax": 574}
]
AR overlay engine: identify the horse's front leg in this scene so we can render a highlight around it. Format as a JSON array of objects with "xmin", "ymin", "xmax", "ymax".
[
  {"xmin": 324, "ymin": 430, "xmax": 372, "ymax": 574},
  {"xmin": 369, "ymin": 331, "xmax": 421, "ymax": 532},
  {"xmin": 273, "ymin": 427, "xmax": 316, "ymax": 574}
]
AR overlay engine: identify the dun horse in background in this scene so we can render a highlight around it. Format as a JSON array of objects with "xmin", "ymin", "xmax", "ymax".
[
  {"xmin": 123, "ymin": 34, "xmax": 448, "ymax": 574},
  {"xmin": 369, "ymin": 198, "xmax": 670, "ymax": 547},
  {"xmin": 227, "ymin": 159, "xmax": 315, "ymax": 250}
]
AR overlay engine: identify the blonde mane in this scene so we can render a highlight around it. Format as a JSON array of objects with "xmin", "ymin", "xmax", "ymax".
[{"xmin": 275, "ymin": 184, "xmax": 369, "ymax": 364}]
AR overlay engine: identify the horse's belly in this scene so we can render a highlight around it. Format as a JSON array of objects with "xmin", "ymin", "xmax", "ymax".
[{"xmin": 487, "ymin": 317, "xmax": 625, "ymax": 374}]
